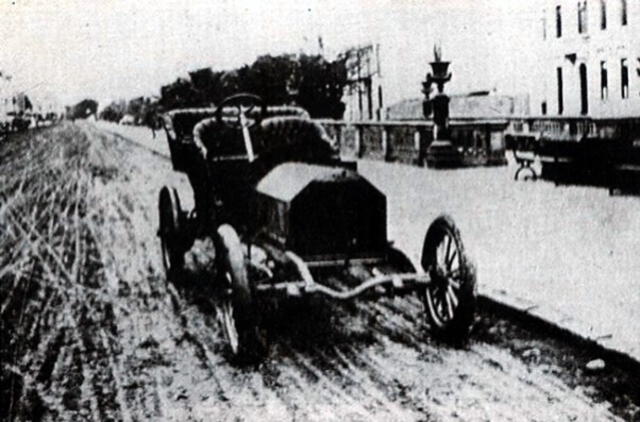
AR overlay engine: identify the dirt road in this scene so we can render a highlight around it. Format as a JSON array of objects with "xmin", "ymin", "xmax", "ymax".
[{"xmin": 1, "ymin": 122, "xmax": 637, "ymax": 421}]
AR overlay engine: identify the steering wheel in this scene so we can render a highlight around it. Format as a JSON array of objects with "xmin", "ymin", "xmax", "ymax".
[{"xmin": 216, "ymin": 93, "xmax": 266, "ymax": 130}]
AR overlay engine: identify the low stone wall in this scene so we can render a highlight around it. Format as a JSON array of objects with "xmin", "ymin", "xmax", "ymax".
[
  {"xmin": 506, "ymin": 116, "xmax": 640, "ymax": 143},
  {"xmin": 318, "ymin": 119, "xmax": 508, "ymax": 167}
]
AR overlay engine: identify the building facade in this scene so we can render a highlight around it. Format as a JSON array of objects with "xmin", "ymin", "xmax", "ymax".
[
  {"xmin": 536, "ymin": 0, "xmax": 640, "ymax": 117},
  {"xmin": 340, "ymin": 44, "xmax": 385, "ymax": 122}
]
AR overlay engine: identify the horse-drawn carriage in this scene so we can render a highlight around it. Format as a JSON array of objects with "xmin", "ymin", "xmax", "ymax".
[{"xmin": 158, "ymin": 94, "xmax": 477, "ymax": 362}]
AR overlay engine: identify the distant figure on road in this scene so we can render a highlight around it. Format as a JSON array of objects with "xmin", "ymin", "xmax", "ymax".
[{"xmin": 145, "ymin": 111, "xmax": 158, "ymax": 139}]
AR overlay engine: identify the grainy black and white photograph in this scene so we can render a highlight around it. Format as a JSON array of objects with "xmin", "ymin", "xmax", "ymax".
[{"xmin": 1, "ymin": 0, "xmax": 639, "ymax": 420}]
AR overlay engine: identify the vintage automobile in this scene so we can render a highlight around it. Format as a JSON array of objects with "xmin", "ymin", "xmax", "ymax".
[{"xmin": 158, "ymin": 94, "xmax": 477, "ymax": 362}]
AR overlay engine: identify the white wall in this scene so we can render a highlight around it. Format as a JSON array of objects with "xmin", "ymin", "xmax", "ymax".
[{"xmin": 536, "ymin": 0, "xmax": 640, "ymax": 117}]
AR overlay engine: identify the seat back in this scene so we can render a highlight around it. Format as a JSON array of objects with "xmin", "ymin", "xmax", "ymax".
[
  {"xmin": 249, "ymin": 116, "xmax": 337, "ymax": 182},
  {"xmin": 193, "ymin": 106, "xmax": 322, "ymax": 158},
  {"xmin": 260, "ymin": 106, "xmax": 310, "ymax": 120},
  {"xmin": 192, "ymin": 107, "xmax": 337, "ymax": 189},
  {"xmin": 255, "ymin": 116, "xmax": 334, "ymax": 157},
  {"xmin": 162, "ymin": 108, "xmax": 217, "ymax": 172},
  {"xmin": 163, "ymin": 108, "xmax": 218, "ymax": 140}
]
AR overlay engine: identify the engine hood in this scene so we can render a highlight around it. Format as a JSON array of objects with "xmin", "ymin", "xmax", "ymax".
[
  {"xmin": 255, "ymin": 162, "xmax": 362, "ymax": 202},
  {"xmin": 255, "ymin": 162, "xmax": 387, "ymax": 259}
]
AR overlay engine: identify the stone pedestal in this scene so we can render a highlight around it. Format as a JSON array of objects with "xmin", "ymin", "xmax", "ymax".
[{"xmin": 423, "ymin": 58, "xmax": 462, "ymax": 168}]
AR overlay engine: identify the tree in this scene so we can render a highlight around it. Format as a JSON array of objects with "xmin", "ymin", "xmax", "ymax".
[
  {"xmin": 160, "ymin": 77, "xmax": 200, "ymax": 110},
  {"xmin": 68, "ymin": 99, "xmax": 98, "ymax": 119},
  {"xmin": 157, "ymin": 53, "xmax": 348, "ymax": 119},
  {"xmin": 296, "ymin": 54, "xmax": 347, "ymax": 119},
  {"xmin": 244, "ymin": 54, "xmax": 297, "ymax": 105},
  {"xmin": 189, "ymin": 67, "xmax": 217, "ymax": 106},
  {"xmin": 99, "ymin": 99, "xmax": 126, "ymax": 122},
  {"xmin": 127, "ymin": 96, "xmax": 145, "ymax": 122}
]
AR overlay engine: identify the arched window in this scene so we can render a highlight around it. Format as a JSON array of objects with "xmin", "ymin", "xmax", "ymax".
[
  {"xmin": 579, "ymin": 63, "xmax": 588, "ymax": 115},
  {"xmin": 621, "ymin": 59, "xmax": 629, "ymax": 99},
  {"xmin": 578, "ymin": 1, "xmax": 588, "ymax": 33},
  {"xmin": 600, "ymin": 61, "xmax": 608, "ymax": 100},
  {"xmin": 557, "ymin": 67, "xmax": 564, "ymax": 114}
]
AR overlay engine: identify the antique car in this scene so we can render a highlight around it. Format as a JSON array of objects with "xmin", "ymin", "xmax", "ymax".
[{"xmin": 158, "ymin": 94, "xmax": 477, "ymax": 362}]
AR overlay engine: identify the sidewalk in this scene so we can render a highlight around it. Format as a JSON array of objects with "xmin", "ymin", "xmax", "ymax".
[{"xmin": 96, "ymin": 120, "xmax": 640, "ymax": 364}]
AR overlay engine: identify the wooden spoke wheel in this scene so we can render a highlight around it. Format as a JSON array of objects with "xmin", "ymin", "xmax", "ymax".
[
  {"xmin": 158, "ymin": 186, "xmax": 185, "ymax": 276},
  {"xmin": 420, "ymin": 215, "xmax": 477, "ymax": 343},
  {"xmin": 215, "ymin": 224, "xmax": 267, "ymax": 362}
]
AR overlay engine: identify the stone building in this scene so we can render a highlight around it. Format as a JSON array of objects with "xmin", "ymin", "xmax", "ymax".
[
  {"xmin": 386, "ymin": 92, "xmax": 530, "ymax": 121},
  {"xmin": 535, "ymin": 0, "xmax": 640, "ymax": 117},
  {"xmin": 340, "ymin": 44, "xmax": 385, "ymax": 122}
]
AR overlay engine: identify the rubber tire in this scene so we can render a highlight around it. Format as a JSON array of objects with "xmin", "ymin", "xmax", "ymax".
[
  {"xmin": 158, "ymin": 186, "xmax": 185, "ymax": 276},
  {"xmin": 215, "ymin": 224, "xmax": 267, "ymax": 363},
  {"xmin": 420, "ymin": 214, "xmax": 477, "ymax": 344}
]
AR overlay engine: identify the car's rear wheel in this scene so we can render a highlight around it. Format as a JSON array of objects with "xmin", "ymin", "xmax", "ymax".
[
  {"xmin": 420, "ymin": 215, "xmax": 476, "ymax": 344},
  {"xmin": 215, "ymin": 224, "xmax": 267, "ymax": 362},
  {"xmin": 158, "ymin": 186, "xmax": 185, "ymax": 277}
]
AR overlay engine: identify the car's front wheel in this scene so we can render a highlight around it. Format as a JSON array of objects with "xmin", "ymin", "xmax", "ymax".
[
  {"xmin": 420, "ymin": 215, "xmax": 477, "ymax": 344},
  {"xmin": 215, "ymin": 224, "xmax": 267, "ymax": 363}
]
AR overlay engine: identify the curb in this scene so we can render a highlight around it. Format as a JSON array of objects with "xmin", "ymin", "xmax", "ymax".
[{"xmin": 477, "ymin": 291, "xmax": 640, "ymax": 375}]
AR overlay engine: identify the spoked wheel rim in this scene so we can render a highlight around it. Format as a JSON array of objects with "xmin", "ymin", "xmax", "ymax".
[
  {"xmin": 214, "ymin": 224, "xmax": 267, "ymax": 362},
  {"xmin": 159, "ymin": 219, "xmax": 172, "ymax": 271},
  {"xmin": 158, "ymin": 187, "xmax": 184, "ymax": 275},
  {"xmin": 219, "ymin": 271, "xmax": 240, "ymax": 354},
  {"xmin": 421, "ymin": 215, "xmax": 476, "ymax": 339},
  {"xmin": 425, "ymin": 225, "xmax": 463, "ymax": 328}
]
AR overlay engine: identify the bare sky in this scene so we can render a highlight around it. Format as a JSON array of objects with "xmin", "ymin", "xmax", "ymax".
[{"xmin": 0, "ymin": 0, "xmax": 540, "ymax": 107}]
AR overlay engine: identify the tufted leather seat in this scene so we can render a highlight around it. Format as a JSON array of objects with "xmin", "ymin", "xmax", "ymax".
[
  {"xmin": 192, "ymin": 108, "xmax": 335, "ymax": 163},
  {"xmin": 255, "ymin": 116, "xmax": 335, "ymax": 157},
  {"xmin": 186, "ymin": 105, "xmax": 337, "ymax": 229},
  {"xmin": 163, "ymin": 107, "xmax": 218, "ymax": 140},
  {"xmin": 250, "ymin": 105, "xmax": 310, "ymax": 120},
  {"xmin": 163, "ymin": 106, "xmax": 308, "ymax": 141}
]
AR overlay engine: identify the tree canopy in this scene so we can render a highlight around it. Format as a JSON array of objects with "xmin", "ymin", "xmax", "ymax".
[
  {"xmin": 67, "ymin": 99, "xmax": 99, "ymax": 119},
  {"xmin": 159, "ymin": 53, "xmax": 347, "ymax": 119}
]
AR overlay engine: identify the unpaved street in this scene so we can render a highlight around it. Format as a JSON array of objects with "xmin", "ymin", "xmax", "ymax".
[{"xmin": 1, "ymin": 122, "xmax": 637, "ymax": 421}]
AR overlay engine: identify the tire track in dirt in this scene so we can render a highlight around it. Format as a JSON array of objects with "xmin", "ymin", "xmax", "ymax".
[
  {"xmin": 86, "ymin": 122, "xmax": 430, "ymax": 421},
  {"xmin": 1, "ymin": 124, "xmax": 128, "ymax": 421},
  {"xmin": 87, "ymin": 121, "xmax": 633, "ymax": 421},
  {"xmin": 3, "ymin": 121, "xmax": 630, "ymax": 421}
]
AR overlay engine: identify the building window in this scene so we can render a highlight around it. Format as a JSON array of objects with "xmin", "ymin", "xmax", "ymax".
[
  {"xmin": 621, "ymin": 0, "xmax": 627, "ymax": 25},
  {"xmin": 601, "ymin": 61, "xmax": 608, "ymax": 99},
  {"xmin": 541, "ymin": 101, "xmax": 548, "ymax": 115},
  {"xmin": 579, "ymin": 63, "xmax": 589, "ymax": 115},
  {"xmin": 637, "ymin": 58, "xmax": 640, "ymax": 96},
  {"xmin": 621, "ymin": 58, "xmax": 629, "ymax": 99},
  {"xmin": 557, "ymin": 67, "xmax": 564, "ymax": 114},
  {"xmin": 556, "ymin": 5, "xmax": 562, "ymax": 37},
  {"xmin": 578, "ymin": 1, "xmax": 588, "ymax": 33},
  {"xmin": 542, "ymin": 13, "xmax": 547, "ymax": 40},
  {"xmin": 600, "ymin": 0, "xmax": 607, "ymax": 29}
]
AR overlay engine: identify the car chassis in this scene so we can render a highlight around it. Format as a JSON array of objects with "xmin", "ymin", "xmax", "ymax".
[{"xmin": 158, "ymin": 94, "xmax": 477, "ymax": 361}]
